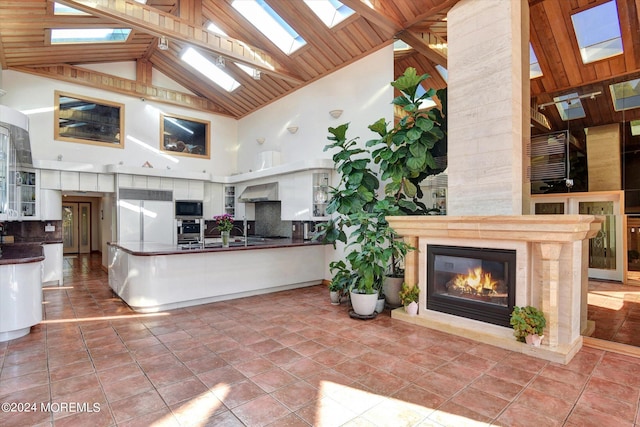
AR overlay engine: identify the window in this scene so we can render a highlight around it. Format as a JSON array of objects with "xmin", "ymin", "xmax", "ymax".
[
  {"xmin": 181, "ymin": 48, "xmax": 241, "ymax": 92},
  {"xmin": 160, "ymin": 113, "xmax": 210, "ymax": 159},
  {"xmin": 232, "ymin": 0, "xmax": 306, "ymax": 54},
  {"xmin": 55, "ymin": 91, "xmax": 124, "ymax": 148},
  {"xmin": 571, "ymin": 0, "xmax": 623, "ymax": 64},
  {"xmin": 51, "ymin": 28, "xmax": 132, "ymax": 44},
  {"xmin": 610, "ymin": 79, "xmax": 640, "ymax": 111},
  {"xmin": 435, "ymin": 65, "xmax": 448, "ymax": 82},
  {"xmin": 304, "ymin": 0, "xmax": 354, "ymax": 28},
  {"xmin": 530, "ymin": 44, "xmax": 543, "ymax": 79},
  {"xmin": 554, "ymin": 93, "xmax": 586, "ymax": 120}
]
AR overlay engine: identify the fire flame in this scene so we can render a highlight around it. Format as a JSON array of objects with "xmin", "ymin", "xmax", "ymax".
[{"xmin": 452, "ymin": 267, "xmax": 498, "ymax": 294}]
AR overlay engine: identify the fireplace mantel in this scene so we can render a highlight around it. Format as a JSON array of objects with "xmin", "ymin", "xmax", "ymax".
[{"xmin": 386, "ymin": 215, "xmax": 604, "ymax": 364}]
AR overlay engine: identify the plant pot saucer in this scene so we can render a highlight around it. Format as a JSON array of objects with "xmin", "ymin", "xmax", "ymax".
[{"xmin": 348, "ymin": 310, "xmax": 378, "ymax": 320}]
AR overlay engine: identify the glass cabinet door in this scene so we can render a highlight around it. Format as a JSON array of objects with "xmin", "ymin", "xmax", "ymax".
[{"xmin": 312, "ymin": 172, "xmax": 329, "ymax": 218}]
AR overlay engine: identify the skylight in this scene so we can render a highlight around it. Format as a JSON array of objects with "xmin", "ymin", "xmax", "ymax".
[
  {"xmin": 610, "ymin": 78, "xmax": 640, "ymax": 111},
  {"xmin": 631, "ymin": 120, "xmax": 640, "ymax": 136},
  {"xmin": 51, "ymin": 29, "xmax": 132, "ymax": 44},
  {"xmin": 232, "ymin": 0, "xmax": 306, "ymax": 55},
  {"xmin": 554, "ymin": 93, "xmax": 586, "ymax": 120},
  {"xmin": 530, "ymin": 44, "xmax": 543, "ymax": 79},
  {"xmin": 393, "ymin": 40, "xmax": 412, "ymax": 51},
  {"xmin": 571, "ymin": 0, "xmax": 623, "ymax": 64},
  {"xmin": 304, "ymin": 0, "xmax": 354, "ymax": 28},
  {"xmin": 181, "ymin": 48, "xmax": 241, "ymax": 92},
  {"xmin": 435, "ymin": 65, "xmax": 448, "ymax": 82}
]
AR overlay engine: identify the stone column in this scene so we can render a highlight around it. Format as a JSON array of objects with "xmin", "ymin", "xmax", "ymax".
[
  {"xmin": 538, "ymin": 242, "xmax": 562, "ymax": 348},
  {"xmin": 447, "ymin": 0, "xmax": 530, "ymax": 215}
]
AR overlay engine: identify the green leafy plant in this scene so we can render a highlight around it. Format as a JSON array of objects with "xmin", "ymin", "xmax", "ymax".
[
  {"xmin": 316, "ymin": 67, "xmax": 447, "ymax": 297},
  {"xmin": 509, "ymin": 306, "xmax": 546, "ymax": 343},
  {"xmin": 398, "ymin": 283, "xmax": 419, "ymax": 306}
]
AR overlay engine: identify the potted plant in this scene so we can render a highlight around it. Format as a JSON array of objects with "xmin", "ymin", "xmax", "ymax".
[
  {"xmin": 399, "ymin": 283, "xmax": 419, "ymax": 315},
  {"xmin": 509, "ymin": 305, "xmax": 546, "ymax": 346},
  {"xmin": 317, "ymin": 67, "xmax": 447, "ymax": 317},
  {"xmin": 327, "ymin": 260, "xmax": 352, "ymax": 305}
]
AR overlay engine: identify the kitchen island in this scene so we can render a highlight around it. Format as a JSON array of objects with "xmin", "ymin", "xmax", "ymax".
[
  {"xmin": 108, "ymin": 238, "xmax": 326, "ymax": 312},
  {"xmin": 0, "ymin": 244, "xmax": 44, "ymax": 342}
]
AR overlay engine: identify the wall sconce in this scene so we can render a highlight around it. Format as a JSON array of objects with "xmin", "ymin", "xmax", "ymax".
[
  {"xmin": 57, "ymin": 154, "xmax": 63, "ymax": 161},
  {"xmin": 287, "ymin": 126, "xmax": 299, "ymax": 134},
  {"xmin": 158, "ymin": 36, "xmax": 169, "ymax": 51},
  {"xmin": 329, "ymin": 109, "xmax": 343, "ymax": 119},
  {"xmin": 253, "ymin": 69, "xmax": 261, "ymax": 80},
  {"xmin": 216, "ymin": 56, "xmax": 225, "ymax": 67},
  {"xmin": 256, "ymin": 137, "xmax": 265, "ymax": 144}
]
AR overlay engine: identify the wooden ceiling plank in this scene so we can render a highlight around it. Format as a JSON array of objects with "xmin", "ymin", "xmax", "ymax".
[
  {"xmin": 618, "ymin": 0, "xmax": 637, "ymax": 71},
  {"xmin": 55, "ymin": 0, "xmax": 304, "ymax": 84},
  {"xmin": 339, "ymin": 0, "xmax": 402, "ymax": 35},
  {"xmin": 543, "ymin": 0, "xmax": 584, "ymax": 87},
  {"xmin": 12, "ymin": 64, "xmax": 233, "ymax": 115}
]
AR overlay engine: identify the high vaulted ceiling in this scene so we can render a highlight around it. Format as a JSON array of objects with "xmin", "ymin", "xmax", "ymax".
[{"xmin": 0, "ymin": 0, "xmax": 639, "ymax": 136}]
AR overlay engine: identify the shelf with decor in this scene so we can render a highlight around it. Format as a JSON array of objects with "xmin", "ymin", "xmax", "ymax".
[
  {"xmin": 312, "ymin": 172, "xmax": 330, "ymax": 218},
  {"xmin": 224, "ymin": 185, "xmax": 235, "ymax": 217}
]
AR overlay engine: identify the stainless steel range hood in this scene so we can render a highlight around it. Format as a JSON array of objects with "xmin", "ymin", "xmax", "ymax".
[{"xmin": 238, "ymin": 182, "xmax": 278, "ymax": 202}]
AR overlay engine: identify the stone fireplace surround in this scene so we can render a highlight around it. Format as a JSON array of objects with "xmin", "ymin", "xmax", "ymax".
[{"xmin": 386, "ymin": 215, "xmax": 603, "ymax": 364}]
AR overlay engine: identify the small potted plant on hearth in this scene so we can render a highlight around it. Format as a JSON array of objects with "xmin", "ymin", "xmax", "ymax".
[
  {"xmin": 399, "ymin": 283, "xmax": 419, "ymax": 315},
  {"xmin": 509, "ymin": 305, "xmax": 546, "ymax": 346}
]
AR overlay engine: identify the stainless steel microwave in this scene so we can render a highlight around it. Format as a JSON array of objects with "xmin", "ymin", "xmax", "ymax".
[{"xmin": 175, "ymin": 200, "xmax": 203, "ymax": 218}]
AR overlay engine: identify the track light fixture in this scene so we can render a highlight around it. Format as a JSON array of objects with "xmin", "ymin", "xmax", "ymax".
[{"xmin": 158, "ymin": 36, "xmax": 169, "ymax": 51}]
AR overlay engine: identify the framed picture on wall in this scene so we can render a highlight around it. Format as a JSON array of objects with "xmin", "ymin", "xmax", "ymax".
[
  {"xmin": 54, "ymin": 91, "xmax": 124, "ymax": 148},
  {"xmin": 160, "ymin": 113, "xmax": 210, "ymax": 159}
]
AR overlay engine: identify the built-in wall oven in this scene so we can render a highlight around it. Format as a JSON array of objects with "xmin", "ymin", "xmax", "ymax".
[{"xmin": 175, "ymin": 200, "xmax": 204, "ymax": 244}]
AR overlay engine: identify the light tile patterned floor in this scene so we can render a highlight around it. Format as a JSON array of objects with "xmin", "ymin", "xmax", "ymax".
[{"xmin": 1, "ymin": 254, "xmax": 640, "ymax": 426}]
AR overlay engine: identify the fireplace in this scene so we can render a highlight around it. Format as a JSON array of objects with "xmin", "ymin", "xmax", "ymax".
[{"xmin": 427, "ymin": 245, "xmax": 516, "ymax": 327}]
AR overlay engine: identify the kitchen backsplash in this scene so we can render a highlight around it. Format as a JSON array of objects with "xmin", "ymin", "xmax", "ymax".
[
  {"xmin": 255, "ymin": 202, "xmax": 291, "ymax": 237},
  {"xmin": 3, "ymin": 220, "xmax": 63, "ymax": 243}
]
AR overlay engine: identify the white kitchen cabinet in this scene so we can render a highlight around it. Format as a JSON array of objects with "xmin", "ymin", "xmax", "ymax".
[
  {"xmin": 174, "ymin": 179, "xmax": 204, "ymax": 201},
  {"xmin": 97, "ymin": 173, "xmax": 114, "ymax": 192},
  {"xmin": 40, "ymin": 189, "xmax": 62, "ymax": 220},
  {"xmin": 39, "ymin": 170, "xmax": 61, "ymax": 190},
  {"xmin": 60, "ymin": 171, "xmax": 80, "ymax": 190},
  {"xmin": 279, "ymin": 171, "xmax": 330, "ymax": 220},
  {"xmin": 312, "ymin": 172, "xmax": 330, "ymax": 219},
  {"xmin": 117, "ymin": 174, "xmax": 133, "ymax": 189},
  {"xmin": 42, "ymin": 243, "xmax": 63, "ymax": 286},
  {"xmin": 160, "ymin": 177, "xmax": 174, "ymax": 190},
  {"xmin": 223, "ymin": 185, "xmax": 235, "ymax": 217},
  {"xmin": 79, "ymin": 172, "xmax": 97, "ymax": 191},
  {"xmin": 132, "ymin": 175, "xmax": 147, "ymax": 189},
  {"xmin": 204, "ymin": 182, "xmax": 222, "ymax": 219},
  {"xmin": 146, "ymin": 176, "xmax": 161, "ymax": 190},
  {"xmin": 16, "ymin": 169, "xmax": 38, "ymax": 219}
]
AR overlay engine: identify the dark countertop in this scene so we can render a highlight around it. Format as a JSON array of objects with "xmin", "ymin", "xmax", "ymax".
[
  {"xmin": 108, "ymin": 237, "xmax": 326, "ymax": 256},
  {"xmin": 0, "ymin": 243, "xmax": 45, "ymax": 265}
]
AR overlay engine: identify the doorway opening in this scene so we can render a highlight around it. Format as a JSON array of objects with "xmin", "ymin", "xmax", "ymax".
[{"xmin": 63, "ymin": 201, "xmax": 91, "ymax": 254}]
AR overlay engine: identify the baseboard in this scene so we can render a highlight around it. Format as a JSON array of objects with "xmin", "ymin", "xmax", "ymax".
[{"xmin": 583, "ymin": 336, "xmax": 640, "ymax": 359}]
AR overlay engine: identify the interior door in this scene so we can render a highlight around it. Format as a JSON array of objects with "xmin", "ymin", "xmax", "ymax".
[{"xmin": 63, "ymin": 202, "xmax": 91, "ymax": 254}]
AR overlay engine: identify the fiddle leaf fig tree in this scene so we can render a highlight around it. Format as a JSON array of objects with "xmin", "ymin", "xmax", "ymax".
[
  {"xmin": 367, "ymin": 67, "xmax": 447, "ymax": 214},
  {"xmin": 317, "ymin": 67, "xmax": 447, "ymax": 296}
]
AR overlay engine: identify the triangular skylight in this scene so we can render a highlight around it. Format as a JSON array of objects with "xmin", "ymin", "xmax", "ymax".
[
  {"xmin": 393, "ymin": 40, "xmax": 412, "ymax": 51},
  {"xmin": 530, "ymin": 44, "xmax": 543, "ymax": 79},
  {"xmin": 554, "ymin": 93, "xmax": 586, "ymax": 120},
  {"xmin": 435, "ymin": 65, "xmax": 448, "ymax": 82},
  {"xmin": 232, "ymin": 0, "xmax": 306, "ymax": 55},
  {"xmin": 571, "ymin": 0, "xmax": 623, "ymax": 64},
  {"xmin": 181, "ymin": 48, "xmax": 241, "ymax": 92},
  {"xmin": 610, "ymin": 78, "xmax": 640, "ymax": 111},
  {"xmin": 304, "ymin": 0, "xmax": 354, "ymax": 28},
  {"xmin": 51, "ymin": 29, "xmax": 132, "ymax": 44}
]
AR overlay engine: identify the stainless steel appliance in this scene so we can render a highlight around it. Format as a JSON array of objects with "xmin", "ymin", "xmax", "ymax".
[
  {"xmin": 177, "ymin": 218, "xmax": 203, "ymax": 244},
  {"xmin": 175, "ymin": 200, "xmax": 203, "ymax": 218}
]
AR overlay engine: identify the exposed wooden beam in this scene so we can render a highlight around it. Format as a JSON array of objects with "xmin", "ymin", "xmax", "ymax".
[
  {"xmin": 12, "ymin": 64, "xmax": 233, "ymax": 116},
  {"xmin": 397, "ymin": 30, "xmax": 447, "ymax": 67},
  {"xmin": 136, "ymin": 59, "xmax": 153, "ymax": 85},
  {"xmin": 339, "ymin": 0, "xmax": 402, "ymax": 35},
  {"xmin": 55, "ymin": 0, "xmax": 304, "ymax": 85}
]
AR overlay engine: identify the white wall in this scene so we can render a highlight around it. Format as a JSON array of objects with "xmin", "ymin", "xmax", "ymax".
[
  {"xmin": 236, "ymin": 45, "xmax": 395, "ymax": 174},
  {"xmin": 1, "ymin": 68, "xmax": 238, "ymax": 175}
]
